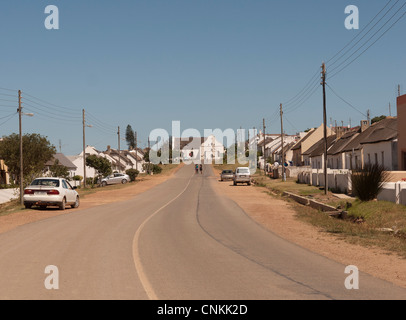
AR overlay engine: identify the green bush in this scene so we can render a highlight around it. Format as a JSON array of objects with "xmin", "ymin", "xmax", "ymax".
[
  {"xmin": 152, "ymin": 165, "xmax": 162, "ymax": 174},
  {"xmin": 73, "ymin": 175, "xmax": 83, "ymax": 181},
  {"xmin": 126, "ymin": 169, "xmax": 139, "ymax": 182},
  {"xmin": 351, "ymin": 164, "xmax": 390, "ymax": 202}
]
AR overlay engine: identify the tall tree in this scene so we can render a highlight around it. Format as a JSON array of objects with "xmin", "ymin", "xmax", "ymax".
[
  {"xmin": 0, "ymin": 133, "xmax": 56, "ymax": 186},
  {"xmin": 49, "ymin": 159, "xmax": 70, "ymax": 180},
  {"xmin": 85, "ymin": 155, "xmax": 112, "ymax": 179},
  {"xmin": 125, "ymin": 125, "xmax": 136, "ymax": 150}
]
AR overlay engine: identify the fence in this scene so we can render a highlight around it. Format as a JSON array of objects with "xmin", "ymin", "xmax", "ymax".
[{"xmin": 377, "ymin": 182, "xmax": 406, "ymax": 205}]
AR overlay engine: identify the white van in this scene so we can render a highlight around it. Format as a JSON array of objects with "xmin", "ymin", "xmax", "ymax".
[{"xmin": 233, "ymin": 167, "xmax": 251, "ymax": 186}]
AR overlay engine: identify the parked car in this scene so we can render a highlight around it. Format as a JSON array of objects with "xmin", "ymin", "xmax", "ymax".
[
  {"xmin": 233, "ymin": 167, "xmax": 251, "ymax": 186},
  {"xmin": 101, "ymin": 173, "xmax": 131, "ymax": 187},
  {"xmin": 220, "ymin": 170, "xmax": 234, "ymax": 181},
  {"xmin": 23, "ymin": 177, "xmax": 80, "ymax": 210}
]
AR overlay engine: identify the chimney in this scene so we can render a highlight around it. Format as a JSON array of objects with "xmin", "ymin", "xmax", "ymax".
[
  {"xmin": 360, "ymin": 120, "xmax": 370, "ymax": 132},
  {"xmin": 107, "ymin": 145, "xmax": 111, "ymax": 151}
]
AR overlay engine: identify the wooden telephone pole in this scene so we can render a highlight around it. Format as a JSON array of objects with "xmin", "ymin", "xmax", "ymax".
[
  {"xmin": 263, "ymin": 118, "xmax": 266, "ymax": 175},
  {"xmin": 280, "ymin": 103, "xmax": 286, "ymax": 182},
  {"xmin": 321, "ymin": 63, "xmax": 328, "ymax": 195}
]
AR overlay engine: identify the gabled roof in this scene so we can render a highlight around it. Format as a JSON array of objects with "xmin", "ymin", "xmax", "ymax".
[
  {"xmin": 342, "ymin": 118, "xmax": 397, "ymax": 152},
  {"xmin": 45, "ymin": 153, "xmax": 77, "ymax": 170},
  {"xmin": 291, "ymin": 129, "xmax": 314, "ymax": 151},
  {"xmin": 360, "ymin": 118, "xmax": 397, "ymax": 145},
  {"xmin": 327, "ymin": 130, "xmax": 359, "ymax": 155},
  {"xmin": 276, "ymin": 141, "xmax": 296, "ymax": 155},
  {"xmin": 305, "ymin": 135, "xmax": 337, "ymax": 157}
]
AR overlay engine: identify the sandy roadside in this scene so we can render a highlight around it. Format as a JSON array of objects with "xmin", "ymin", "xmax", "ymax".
[
  {"xmin": 0, "ymin": 164, "xmax": 183, "ymax": 235},
  {"xmin": 211, "ymin": 167, "xmax": 406, "ymax": 289}
]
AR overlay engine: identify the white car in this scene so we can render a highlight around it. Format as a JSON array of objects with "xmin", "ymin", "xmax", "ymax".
[
  {"xmin": 233, "ymin": 167, "xmax": 251, "ymax": 186},
  {"xmin": 23, "ymin": 177, "xmax": 80, "ymax": 210},
  {"xmin": 101, "ymin": 173, "xmax": 131, "ymax": 187}
]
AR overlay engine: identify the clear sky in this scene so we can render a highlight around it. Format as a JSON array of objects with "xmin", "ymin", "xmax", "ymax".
[{"xmin": 0, "ymin": 0, "xmax": 405, "ymax": 155}]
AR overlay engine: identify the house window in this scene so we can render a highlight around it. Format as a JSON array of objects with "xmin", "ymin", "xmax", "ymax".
[
  {"xmin": 355, "ymin": 156, "xmax": 359, "ymax": 170},
  {"xmin": 381, "ymin": 152, "xmax": 384, "ymax": 167},
  {"xmin": 368, "ymin": 154, "xmax": 371, "ymax": 164},
  {"xmin": 375, "ymin": 153, "xmax": 378, "ymax": 165}
]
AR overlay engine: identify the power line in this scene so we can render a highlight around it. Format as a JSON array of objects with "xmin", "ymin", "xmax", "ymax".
[
  {"xmin": 284, "ymin": 81, "xmax": 320, "ymax": 114},
  {"xmin": 326, "ymin": 83, "xmax": 368, "ymax": 117},
  {"xmin": 0, "ymin": 87, "xmax": 17, "ymax": 93},
  {"xmin": 283, "ymin": 68, "xmax": 320, "ymax": 106},
  {"xmin": 329, "ymin": 2, "xmax": 406, "ymax": 79},
  {"xmin": 0, "ymin": 112, "xmax": 17, "ymax": 127},
  {"xmin": 22, "ymin": 101, "xmax": 81, "ymax": 120},
  {"xmin": 327, "ymin": 0, "xmax": 397, "ymax": 66},
  {"xmin": 22, "ymin": 91, "xmax": 81, "ymax": 114}
]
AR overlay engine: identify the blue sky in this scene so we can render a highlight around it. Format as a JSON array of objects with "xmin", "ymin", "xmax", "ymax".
[{"xmin": 0, "ymin": 0, "xmax": 405, "ymax": 155}]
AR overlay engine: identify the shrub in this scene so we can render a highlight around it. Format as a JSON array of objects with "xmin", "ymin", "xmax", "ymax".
[
  {"xmin": 351, "ymin": 164, "xmax": 390, "ymax": 202},
  {"xmin": 126, "ymin": 169, "xmax": 139, "ymax": 182},
  {"xmin": 152, "ymin": 164, "xmax": 162, "ymax": 174},
  {"xmin": 73, "ymin": 175, "xmax": 83, "ymax": 181}
]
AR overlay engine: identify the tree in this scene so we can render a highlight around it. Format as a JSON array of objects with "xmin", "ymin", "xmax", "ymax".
[
  {"xmin": 371, "ymin": 115, "xmax": 386, "ymax": 124},
  {"xmin": 125, "ymin": 125, "xmax": 135, "ymax": 150},
  {"xmin": 85, "ymin": 155, "xmax": 112, "ymax": 181},
  {"xmin": 0, "ymin": 133, "xmax": 56, "ymax": 186},
  {"xmin": 50, "ymin": 159, "xmax": 70, "ymax": 180},
  {"xmin": 125, "ymin": 169, "xmax": 139, "ymax": 182}
]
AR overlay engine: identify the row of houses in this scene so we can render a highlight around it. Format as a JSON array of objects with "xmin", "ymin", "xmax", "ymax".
[
  {"xmin": 260, "ymin": 94, "xmax": 406, "ymax": 173},
  {"xmin": 260, "ymin": 117, "xmax": 398, "ymax": 172},
  {"xmin": 62, "ymin": 145, "xmax": 145, "ymax": 180}
]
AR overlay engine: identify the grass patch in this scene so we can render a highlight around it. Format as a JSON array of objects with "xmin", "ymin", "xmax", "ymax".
[{"xmin": 291, "ymin": 198, "xmax": 406, "ymax": 258}]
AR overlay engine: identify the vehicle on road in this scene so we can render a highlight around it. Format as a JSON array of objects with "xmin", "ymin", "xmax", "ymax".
[
  {"xmin": 101, "ymin": 173, "xmax": 131, "ymax": 187},
  {"xmin": 233, "ymin": 167, "xmax": 251, "ymax": 186},
  {"xmin": 23, "ymin": 177, "xmax": 80, "ymax": 210},
  {"xmin": 220, "ymin": 170, "xmax": 234, "ymax": 181}
]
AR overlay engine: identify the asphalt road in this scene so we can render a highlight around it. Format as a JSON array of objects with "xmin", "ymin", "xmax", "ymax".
[{"xmin": 0, "ymin": 165, "xmax": 405, "ymax": 300}]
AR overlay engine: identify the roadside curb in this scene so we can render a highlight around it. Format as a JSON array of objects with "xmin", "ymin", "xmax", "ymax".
[{"xmin": 282, "ymin": 191, "xmax": 339, "ymax": 213}]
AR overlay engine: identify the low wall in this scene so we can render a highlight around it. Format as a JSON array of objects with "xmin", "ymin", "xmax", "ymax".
[
  {"xmin": 386, "ymin": 171, "xmax": 406, "ymax": 182},
  {"xmin": 298, "ymin": 169, "xmax": 352, "ymax": 194},
  {"xmin": 378, "ymin": 182, "xmax": 406, "ymax": 205}
]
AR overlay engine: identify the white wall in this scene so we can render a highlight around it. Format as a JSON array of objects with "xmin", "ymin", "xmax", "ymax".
[
  {"xmin": 362, "ymin": 141, "xmax": 396, "ymax": 170},
  {"xmin": 378, "ymin": 182, "xmax": 406, "ymax": 205}
]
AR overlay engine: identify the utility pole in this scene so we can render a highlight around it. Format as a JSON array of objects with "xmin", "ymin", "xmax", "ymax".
[
  {"xmin": 263, "ymin": 118, "xmax": 266, "ymax": 175},
  {"xmin": 367, "ymin": 109, "xmax": 371, "ymax": 124},
  {"xmin": 117, "ymin": 126, "xmax": 121, "ymax": 172},
  {"xmin": 321, "ymin": 62, "xmax": 328, "ymax": 195},
  {"xmin": 18, "ymin": 90, "xmax": 23, "ymax": 205},
  {"xmin": 82, "ymin": 109, "xmax": 87, "ymax": 189},
  {"xmin": 399, "ymin": 85, "xmax": 401, "ymax": 97},
  {"xmin": 148, "ymin": 136, "xmax": 151, "ymax": 174},
  {"xmin": 389, "ymin": 103, "xmax": 392, "ymax": 117},
  {"xmin": 280, "ymin": 103, "xmax": 286, "ymax": 182},
  {"xmin": 135, "ymin": 131, "xmax": 138, "ymax": 171}
]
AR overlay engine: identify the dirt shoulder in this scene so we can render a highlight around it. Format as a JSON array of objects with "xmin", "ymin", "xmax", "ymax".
[
  {"xmin": 0, "ymin": 164, "xmax": 183, "ymax": 235},
  {"xmin": 211, "ymin": 167, "xmax": 406, "ymax": 289}
]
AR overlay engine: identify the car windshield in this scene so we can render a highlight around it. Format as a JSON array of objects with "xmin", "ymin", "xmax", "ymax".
[
  {"xmin": 31, "ymin": 179, "xmax": 60, "ymax": 187},
  {"xmin": 223, "ymin": 170, "xmax": 233, "ymax": 174},
  {"xmin": 237, "ymin": 168, "xmax": 250, "ymax": 174}
]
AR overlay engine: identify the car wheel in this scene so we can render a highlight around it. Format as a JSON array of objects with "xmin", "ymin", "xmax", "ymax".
[
  {"xmin": 59, "ymin": 198, "xmax": 66, "ymax": 211},
  {"xmin": 24, "ymin": 204, "xmax": 32, "ymax": 209},
  {"xmin": 39, "ymin": 205, "xmax": 47, "ymax": 210},
  {"xmin": 247, "ymin": 182, "xmax": 251, "ymax": 186},
  {"xmin": 233, "ymin": 181, "xmax": 237, "ymax": 186},
  {"xmin": 72, "ymin": 196, "xmax": 80, "ymax": 209},
  {"xmin": 122, "ymin": 179, "xmax": 128, "ymax": 184},
  {"xmin": 102, "ymin": 181, "xmax": 107, "ymax": 187}
]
